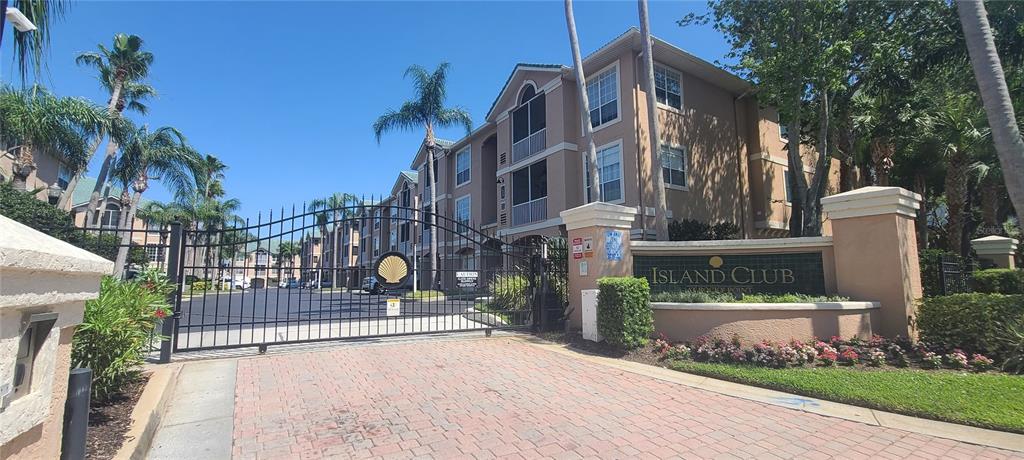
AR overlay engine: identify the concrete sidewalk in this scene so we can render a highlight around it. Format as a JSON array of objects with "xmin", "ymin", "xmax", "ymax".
[{"xmin": 147, "ymin": 360, "xmax": 236, "ymax": 459}]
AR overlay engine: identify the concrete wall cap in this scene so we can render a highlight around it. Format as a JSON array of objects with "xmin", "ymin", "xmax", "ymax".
[
  {"xmin": 560, "ymin": 202, "xmax": 638, "ymax": 231},
  {"xmin": 651, "ymin": 301, "xmax": 880, "ymax": 311},
  {"xmin": 0, "ymin": 214, "xmax": 114, "ymax": 275},
  {"xmin": 971, "ymin": 235, "xmax": 1019, "ymax": 254},
  {"xmin": 633, "ymin": 236, "xmax": 832, "ymax": 252},
  {"xmin": 821, "ymin": 186, "xmax": 921, "ymax": 220}
]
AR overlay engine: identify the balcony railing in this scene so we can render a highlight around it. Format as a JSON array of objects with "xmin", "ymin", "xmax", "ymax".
[
  {"xmin": 511, "ymin": 197, "xmax": 547, "ymax": 227},
  {"xmin": 512, "ymin": 128, "xmax": 547, "ymax": 164}
]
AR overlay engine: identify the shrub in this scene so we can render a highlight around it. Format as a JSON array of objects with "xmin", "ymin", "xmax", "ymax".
[
  {"xmin": 668, "ymin": 219, "xmax": 740, "ymax": 241},
  {"xmin": 916, "ymin": 293, "xmax": 1024, "ymax": 359},
  {"xmin": 970, "ymin": 354, "xmax": 995, "ymax": 372},
  {"xmin": 866, "ymin": 349, "xmax": 886, "ymax": 367},
  {"xmin": 921, "ymin": 351, "xmax": 942, "ymax": 369},
  {"xmin": 971, "ymin": 269, "xmax": 1024, "ymax": 294},
  {"xmin": 945, "ymin": 350, "xmax": 969, "ymax": 369},
  {"xmin": 72, "ymin": 270, "xmax": 172, "ymax": 401},
  {"xmin": 190, "ymin": 280, "xmax": 210, "ymax": 291},
  {"xmin": 838, "ymin": 348, "xmax": 859, "ymax": 366},
  {"xmin": 666, "ymin": 344, "xmax": 691, "ymax": 360},
  {"xmin": 999, "ymin": 319, "xmax": 1024, "ymax": 374},
  {"xmin": 488, "ymin": 274, "xmax": 530, "ymax": 311},
  {"xmin": 596, "ymin": 277, "xmax": 654, "ymax": 349}
]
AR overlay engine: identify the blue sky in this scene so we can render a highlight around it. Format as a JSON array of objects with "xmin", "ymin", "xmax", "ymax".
[{"xmin": 2, "ymin": 1, "xmax": 734, "ymax": 221}]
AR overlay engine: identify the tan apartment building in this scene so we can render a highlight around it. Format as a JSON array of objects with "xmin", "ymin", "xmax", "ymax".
[
  {"xmin": 405, "ymin": 28, "xmax": 840, "ymax": 253},
  {"xmin": 0, "ymin": 146, "xmax": 75, "ymax": 208}
]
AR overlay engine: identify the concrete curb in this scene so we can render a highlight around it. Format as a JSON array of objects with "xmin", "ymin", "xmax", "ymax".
[
  {"xmin": 515, "ymin": 336, "xmax": 1024, "ymax": 453},
  {"xmin": 112, "ymin": 364, "xmax": 183, "ymax": 460}
]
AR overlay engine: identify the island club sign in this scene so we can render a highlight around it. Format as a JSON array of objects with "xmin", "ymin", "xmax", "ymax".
[{"xmin": 633, "ymin": 252, "xmax": 826, "ymax": 295}]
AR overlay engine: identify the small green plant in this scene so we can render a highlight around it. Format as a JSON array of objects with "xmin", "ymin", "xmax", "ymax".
[
  {"xmin": 971, "ymin": 269, "xmax": 1024, "ymax": 294},
  {"xmin": 489, "ymin": 274, "xmax": 530, "ymax": 311},
  {"xmin": 597, "ymin": 277, "xmax": 653, "ymax": 349},
  {"xmin": 999, "ymin": 319, "xmax": 1024, "ymax": 374},
  {"xmin": 72, "ymin": 272, "xmax": 172, "ymax": 401}
]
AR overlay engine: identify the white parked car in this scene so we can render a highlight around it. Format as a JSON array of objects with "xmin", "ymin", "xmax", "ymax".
[{"xmin": 220, "ymin": 276, "xmax": 250, "ymax": 290}]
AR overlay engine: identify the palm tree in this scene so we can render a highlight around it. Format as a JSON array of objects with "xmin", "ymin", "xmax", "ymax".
[
  {"xmin": 957, "ymin": 0, "xmax": 1024, "ymax": 222},
  {"xmin": 565, "ymin": 0, "xmax": 602, "ymax": 203},
  {"xmin": 195, "ymin": 154, "xmax": 227, "ymax": 200},
  {"xmin": 0, "ymin": 85, "xmax": 106, "ymax": 191},
  {"xmin": 111, "ymin": 125, "xmax": 199, "ymax": 276},
  {"xmin": 58, "ymin": 79, "xmax": 156, "ymax": 208},
  {"xmin": 637, "ymin": 0, "xmax": 669, "ymax": 239},
  {"xmin": 310, "ymin": 192, "xmax": 360, "ymax": 288},
  {"xmin": 77, "ymin": 34, "xmax": 155, "ymax": 228},
  {"xmin": 276, "ymin": 241, "xmax": 300, "ymax": 282},
  {"xmin": 2, "ymin": 0, "xmax": 70, "ymax": 81},
  {"xmin": 373, "ymin": 63, "xmax": 472, "ymax": 289}
]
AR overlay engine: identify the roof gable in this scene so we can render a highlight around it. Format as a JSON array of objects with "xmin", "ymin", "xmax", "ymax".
[{"xmin": 484, "ymin": 63, "xmax": 566, "ymax": 121}]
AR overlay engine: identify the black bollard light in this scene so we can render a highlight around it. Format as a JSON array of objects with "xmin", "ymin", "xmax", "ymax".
[{"xmin": 60, "ymin": 368, "xmax": 92, "ymax": 460}]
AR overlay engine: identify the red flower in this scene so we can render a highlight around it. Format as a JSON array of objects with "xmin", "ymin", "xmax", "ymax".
[{"xmin": 155, "ymin": 309, "xmax": 167, "ymax": 319}]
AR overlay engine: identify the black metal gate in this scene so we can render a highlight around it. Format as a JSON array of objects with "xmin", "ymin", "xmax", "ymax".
[{"xmin": 163, "ymin": 203, "xmax": 565, "ymax": 353}]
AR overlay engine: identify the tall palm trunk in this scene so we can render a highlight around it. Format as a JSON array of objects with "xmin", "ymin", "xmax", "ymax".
[
  {"xmin": 56, "ymin": 136, "xmax": 104, "ymax": 209},
  {"xmin": 958, "ymin": 0, "xmax": 1024, "ymax": 218},
  {"xmin": 980, "ymin": 182, "xmax": 1000, "ymax": 228},
  {"xmin": 566, "ymin": 0, "xmax": 601, "ymax": 201},
  {"xmin": 114, "ymin": 181, "xmax": 145, "ymax": 277},
  {"xmin": 10, "ymin": 145, "xmax": 36, "ymax": 192},
  {"xmin": 85, "ymin": 77, "xmax": 125, "ymax": 228},
  {"xmin": 945, "ymin": 152, "xmax": 969, "ymax": 255},
  {"xmin": 425, "ymin": 128, "xmax": 439, "ymax": 290},
  {"xmin": 638, "ymin": 0, "xmax": 669, "ymax": 240},
  {"xmin": 332, "ymin": 209, "xmax": 340, "ymax": 288}
]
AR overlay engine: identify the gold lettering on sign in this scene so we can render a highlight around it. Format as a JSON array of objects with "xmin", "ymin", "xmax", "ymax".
[{"xmin": 649, "ymin": 266, "xmax": 797, "ymax": 286}]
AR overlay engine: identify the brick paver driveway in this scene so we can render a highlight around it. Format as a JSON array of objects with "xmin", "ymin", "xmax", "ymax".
[{"xmin": 232, "ymin": 337, "xmax": 1020, "ymax": 459}]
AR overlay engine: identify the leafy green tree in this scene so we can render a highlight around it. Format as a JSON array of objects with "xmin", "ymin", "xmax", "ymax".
[
  {"xmin": 373, "ymin": 63, "xmax": 472, "ymax": 288},
  {"xmin": 0, "ymin": 85, "xmax": 106, "ymax": 191},
  {"xmin": 110, "ymin": 126, "xmax": 199, "ymax": 276},
  {"xmin": 77, "ymin": 34, "xmax": 155, "ymax": 228}
]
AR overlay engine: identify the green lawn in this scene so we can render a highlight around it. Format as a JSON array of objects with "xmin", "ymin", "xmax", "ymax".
[{"xmin": 668, "ymin": 360, "xmax": 1024, "ymax": 433}]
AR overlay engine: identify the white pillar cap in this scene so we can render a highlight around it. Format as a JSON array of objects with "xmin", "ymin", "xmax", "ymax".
[
  {"xmin": 971, "ymin": 235, "xmax": 1019, "ymax": 255},
  {"xmin": 821, "ymin": 186, "xmax": 921, "ymax": 220},
  {"xmin": 560, "ymin": 202, "xmax": 637, "ymax": 231}
]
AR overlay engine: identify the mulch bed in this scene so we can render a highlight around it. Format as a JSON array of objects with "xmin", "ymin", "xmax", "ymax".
[
  {"xmin": 85, "ymin": 374, "xmax": 150, "ymax": 460},
  {"xmin": 538, "ymin": 331, "xmax": 664, "ymax": 366}
]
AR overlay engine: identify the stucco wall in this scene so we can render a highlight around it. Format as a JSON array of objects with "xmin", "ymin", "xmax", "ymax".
[{"xmin": 652, "ymin": 305, "xmax": 876, "ymax": 345}]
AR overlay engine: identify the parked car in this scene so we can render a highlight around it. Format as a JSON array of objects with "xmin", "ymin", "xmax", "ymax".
[
  {"xmin": 219, "ymin": 276, "xmax": 250, "ymax": 290},
  {"xmin": 320, "ymin": 279, "xmax": 333, "ymax": 289},
  {"xmin": 361, "ymin": 275, "xmax": 384, "ymax": 295},
  {"xmin": 279, "ymin": 278, "xmax": 299, "ymax": 289}
]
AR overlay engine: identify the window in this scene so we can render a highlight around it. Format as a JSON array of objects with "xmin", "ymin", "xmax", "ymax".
[
  {"xmin": 784, "ymin": 169, "xmax": 793, "ymax": 203},
  {"xmin": 456, "ymin": 147, "xmax": 471, "ymax": 186},
  {"xmin": 512, "ymin": 87, "xmax": 546, "ymax": 144},
  {"xmin": 654, "ymin": 65, "xmax": 682, "ymax": 110},
  {"xmin": 512, "ymin": 161, "xmax": 547, "ymax": 206},
  {"xmin": 455, "ymin": 196, "xmax": 471, "ymax": 228},
  {"xmin": 57, "ymin": 164, "xmax": 71, "ymax": 189},
  {"xmin": 390, "ymin": 228, "xmax": 397, "ymax": 250},
  {"xmin": 586, "ymin": 65, "xmax": 619, "ymax": 128},
  {"xmin": 146, "ymin": 246, "xmax": 165, "ymax": 263},
  {"xmin": 401, "ymin": 183, "xmax": 411, "ymax": 207},
  {"xmin": 584, "ymin": 143, "xmax": 623, "ymax": 203},
  {"xmin": 660, "ymin": 145, "xmax": 687, "ymax": 187},
  {"xmin": 101, "ymin": 203, "xmax": 121, "ymax": 228},
  {"xmin": 400, "ymin": 222, "xmax": 410, "ymax": 243}
]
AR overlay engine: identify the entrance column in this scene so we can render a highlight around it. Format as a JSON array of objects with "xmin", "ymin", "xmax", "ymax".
[
  {"xmin": 560, "ymin": 203, "xmax": 638, "ymax": 331},
  {"xmin": 971, "ymin": 235, "xmax": 1018, "ymax": 269},
  {"xmin": 821, "ymin": 186, "xmax": 922, "ymax": 339}
]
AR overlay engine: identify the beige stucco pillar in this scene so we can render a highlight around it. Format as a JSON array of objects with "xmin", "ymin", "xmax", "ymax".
[
  {"xmin": 0, "ymin": 215, "xmax": 112, "ymax": 460},
  {"xmin": 971, "ymin": 235, "xmax": 1018, "ymax": 269},
  {"xmin": 560, "ymin": 203, "xmax": 638, "ymax": 331},
  {"xmin": 821, "ymin": 186, "xmax": 922, "ymax": 339}
]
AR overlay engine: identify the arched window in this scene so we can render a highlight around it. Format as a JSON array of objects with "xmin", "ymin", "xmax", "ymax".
[
  {"xmin": 101, "ymin": 203, "xmax": 121, "ymax": 228},
  {"xmin": 519, "ymin": 84, "xmax": 536, "ymax": 104}
]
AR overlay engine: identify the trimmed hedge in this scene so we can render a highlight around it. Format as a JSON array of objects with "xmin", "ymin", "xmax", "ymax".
[
  {"xmin": 597, "ymin": 277, "xmax": 653, "ymax": 349},
  {"xmin": 972, "ymin": 269, "xmax": 1024, "ymax": 294},
  {"xmin": 916, "ymin": 293, "xmax": 1024, "ymax": 359}
]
